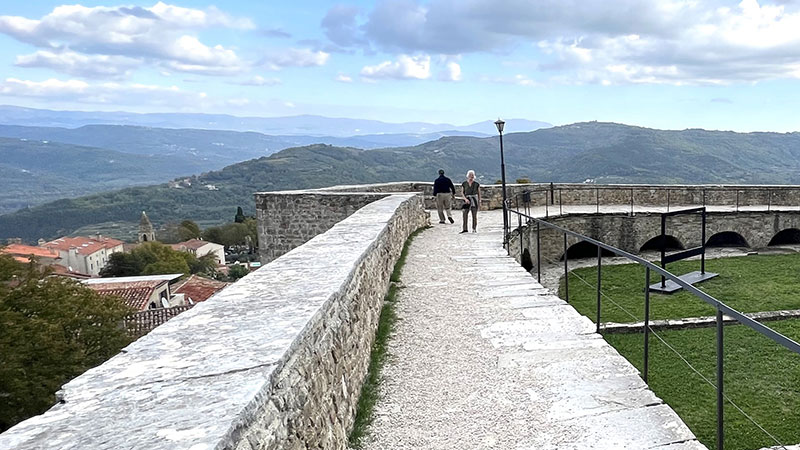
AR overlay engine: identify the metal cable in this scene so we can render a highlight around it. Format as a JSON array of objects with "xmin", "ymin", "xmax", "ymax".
[{"xmin": 544, "ymin": 257, "xmax": 787, "ymax": 449}]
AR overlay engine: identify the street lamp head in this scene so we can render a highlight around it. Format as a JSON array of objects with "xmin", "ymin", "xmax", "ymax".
[{"xmin": 494, "ymin": 118, "xmax": 505, "ymax": 133}]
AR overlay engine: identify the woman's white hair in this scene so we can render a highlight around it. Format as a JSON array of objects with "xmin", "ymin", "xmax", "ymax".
[{"xmin": 466, "ymin": 170, "xmax": 475, "ymax": 178}]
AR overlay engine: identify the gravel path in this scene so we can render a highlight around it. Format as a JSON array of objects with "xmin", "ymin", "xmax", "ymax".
[{"xmin": 357, "ymin": 210, "xmax": 705, "ymax": 449}]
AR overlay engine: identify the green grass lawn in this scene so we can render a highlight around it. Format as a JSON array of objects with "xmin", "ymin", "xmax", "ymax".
[
  {"xmin": 557, "ymin": 253, "xmax": 800, "ymax": 449},
  {"xmin": 560, "ymin": 253, "xmax": 800, "ymax": 324},
  {"xmin": 606, "ymin": 320, "xmax": 800, "ymax": 450}
]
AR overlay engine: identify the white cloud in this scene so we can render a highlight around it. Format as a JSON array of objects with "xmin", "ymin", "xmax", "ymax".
[
  {"xmin": 438, "ymin": 62, "xmax": 462, "ymax": 81},
  {"xmin": 326, "ymin": 0, "xmax": 800, "ymax": 85},
  {"xmin": 361, "ymin": 55, "xmax": 431, "ymax": 80},
  {"xmin": 479, "ymin": 74, "xmax": 541, "ymax": 87},
  {"xmin": 336, "ymin": 74, "xmax": 353, "ymax": 82},
  {"xmin": 15, "ymin": 50, "xmax": 140, "ymax": 79},
  {"xmin": 237, "ymin": 75, "xmax": 282, "ymax": 86},
  {"xmin": 0, "ymin": 3, "xmax": 250, "ymax": 77},
  {"xmin": 264, "ymin": 48, "xmax": 330, "ymax": 70},
  {"xmin": 0, "ymin": 77, "xmax": 205, "ymax": 106}
]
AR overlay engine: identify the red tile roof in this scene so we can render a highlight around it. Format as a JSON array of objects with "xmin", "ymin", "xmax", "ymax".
[
  {"xmin": 87, "ymin": 280, "xmax": 166, "ymax": 311},
  {"xmin": 2, "ymin": 244, "xmax": 60, "ymax": 260},
  {"xmin": 44, "ymin": 236, "xmax": 124, "ymax": 256},
  {"xmin": 171, "ymin": 239, "xmax": 216, "ymax": 251},
  {"xmin": 172, "ymin": 274, "xmax": 229, "ymax": 303}
]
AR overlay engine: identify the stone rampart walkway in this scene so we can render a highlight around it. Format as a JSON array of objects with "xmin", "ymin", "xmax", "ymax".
[{"xmin": 358, "ymin": 210, "xmax": 706, "ymax": 449}]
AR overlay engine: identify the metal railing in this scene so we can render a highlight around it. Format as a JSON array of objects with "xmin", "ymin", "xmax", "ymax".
[
  {"xmin": 506, "ymin": 204, "xmax": 800, "ymax": 450},
  {"xmin": 512, "ymin": 185, "xmax": 799, "ymax": 217}
]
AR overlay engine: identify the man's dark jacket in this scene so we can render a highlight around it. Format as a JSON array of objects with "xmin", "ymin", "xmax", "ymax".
[{"xmin": 433, "ymin": 175, "xmax": 456, "ymax": 195}]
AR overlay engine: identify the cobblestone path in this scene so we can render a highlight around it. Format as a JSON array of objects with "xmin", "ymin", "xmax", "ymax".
[{"xmin": 358, "ymin": 210, "xmax": 706, "ymax": 450}]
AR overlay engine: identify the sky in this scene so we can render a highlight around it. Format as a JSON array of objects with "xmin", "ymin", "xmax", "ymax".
[{"xmin": 2, "ymin": 1, "xmax": 800, "ymax": 131}]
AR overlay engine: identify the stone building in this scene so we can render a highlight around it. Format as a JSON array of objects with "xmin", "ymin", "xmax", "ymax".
[
  {"xmin": 83, "ymin": 274, "xmax": 185, "ymax": 311},
  {"xmin": 139, "ymin": 211, "xmax": 156, "ymax": 243},
  {"xmin": 170, "ymin": 239, "xmax": 226, "ymax": 265},
  {"xmin": 42, "ymin": 235, "xmax": 124, "ymax": 277}
]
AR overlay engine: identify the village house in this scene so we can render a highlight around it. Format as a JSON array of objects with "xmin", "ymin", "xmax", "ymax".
[
  {"xmin": 1, "ymin": 243, "xmax": 61, "ymax": 265},
  {"xmin": 83, "ymin": 274, "xmax": 186, "ymax": 311},
  {"xmin": 170, "ymin": 239, "xmax": 226, "ymax": 265},
  {"xmin": 41, "ymin": 235, "xmax": 124, "ymax": 277},
  {"xmin": 171, "ymin": 274, "xmax": 230, "ymax": 303}
]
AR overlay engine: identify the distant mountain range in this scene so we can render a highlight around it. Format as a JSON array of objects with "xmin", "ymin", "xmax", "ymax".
[
  {"xmin": 0, "ymin": 105, "xmax": 551, "ymax": 137},
  {"xmin": 2, "ymin": 121, "xmax": 800, "ymax": 242}
]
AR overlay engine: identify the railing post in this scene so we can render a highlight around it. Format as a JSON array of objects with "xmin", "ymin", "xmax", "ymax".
[
  {"xmin": 768, "ymin": 189, "xmax": 771, "ymax": 212},
  {"xmin": 545, "ymin": 191, "xmax": 549, "ymax": 218},
  {"xmin": 701, "ymin": 209, "xmax": 707, "ymax": 274},
  {"xmin": 596, "ymin": 245, "xmax": 602, "ymax": 334},
  {"xmin": 703, "ymin": 189, "xmax": 707, "ymax": 208},
  {"xmin": 559, "ymin": 189, "xmax": 563, "ymax": 215},
  {"xmin": 736, "ymin": 190, "xmax": 740, "ymax": 212},
  {"xmin": 563, "ymin": 232, "xmax": 569, "ymax": 303},
  {"xmin": 667, "ymin": 189, "xmax": 670, "ymax": 213},
  {"xmin": 536, "ymin": 221, "xmax": 541, "ymax": 283},
  {"xmin": 596, "ymin": 187, "xmax": 599, "ymax": 213},
  {"xmin": 518, "ymin": 213, "xmax": 523, "ymax": 262},
  {"xmin": 644, "ymin": 267, "xmax": 651, "ymax": 383},
  {"xmin": 630, "ymin": 188, "xmax": 634, "ymax": 216},
  {"xmin": 717, "ymin": 307, "xmax": 724, "ymax": 450},
  {"xmin": 660, "ymin": 214, "xmax": 667, "ymax": 288}
]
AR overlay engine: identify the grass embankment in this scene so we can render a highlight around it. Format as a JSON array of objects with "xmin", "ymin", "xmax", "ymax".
[
  {"xmin": 558, "ymin": 253, "xmax": 800, "ymax": 449},
  {"xmin": 561, "ymin": 253, "xmax": 800, "ymax": 323},
  {"xmin": 348, "ymin": 226, "xmax": 429, "ymax": 448},
  {"xmin": 607, "ymin": 321, "xmax": 800, "ymax": 450}
]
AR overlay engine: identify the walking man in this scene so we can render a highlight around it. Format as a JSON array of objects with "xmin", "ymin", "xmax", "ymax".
[{"xmin": 433, "ymin": 169, "xmax": 456, "ymax": 224}]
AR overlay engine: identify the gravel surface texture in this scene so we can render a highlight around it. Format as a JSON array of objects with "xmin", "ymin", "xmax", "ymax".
[{"xmin": 356, "ymin": 210, "xmax": 705, "ymax": 450}]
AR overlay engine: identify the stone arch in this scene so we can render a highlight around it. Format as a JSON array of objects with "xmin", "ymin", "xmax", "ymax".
[
  {"xmin": 706, "ymin": 231, "xmax": 749, "ymax": 248},
  {"xmin": 768, "ymin": 228, "xmax": 800, "ymax": 246},
  {"xmin": 639, "ymin": 235, "xmax": 685, "ymax": 252},
  {"xmin": 561, "ymin": 240, "xmax": 616, "ymax": 261},
  {"xmin": 141, "ymin": 234, "xmax": 149, "ymax": 242}
]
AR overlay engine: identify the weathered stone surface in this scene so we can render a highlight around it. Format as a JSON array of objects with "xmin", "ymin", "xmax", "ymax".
[
  {"xmin": 510, "ymin": 209, "xmax": 800, "ymax": 267},
  {"xmin": 359, "ymin": 209, "xmax": 705, "ymax": 450},
  {"xmin": 0, "ymin": 193, "xmax": 428, "ymax": 450}
]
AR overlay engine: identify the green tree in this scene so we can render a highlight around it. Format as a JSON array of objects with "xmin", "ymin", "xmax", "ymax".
[
  {"xmin": 100, "ymin": 252, "xmax": 144, "ymax": 277},
  {"xmin": 188, "ymin": 253, "xmax": 218, "ymax": 276},
  {"xmin": 234, "ymin": 206, "xmax": 246, "ymax": 223},
  {"xmin": 203, "ymin": 222, "xmax": 253, "ymax": 247},
  {"xmin": 178, "ymin": 220, "xmax": 202, "ymax": 241},
  {"xmin": 101, "ymin": 242, "xmax": 217, "ymax": 278},
  {"xmin": 227, "ymin": 264, "xmax": 249, "ymax": 281},
  {"xmin": 0, "ymin": 254, "xmax": 133, "ymax": 431}
]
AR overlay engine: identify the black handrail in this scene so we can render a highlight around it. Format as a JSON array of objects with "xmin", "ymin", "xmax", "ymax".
[{"xmin": 507, "ymin": 206, "xmax": 800, "ymax": 450}]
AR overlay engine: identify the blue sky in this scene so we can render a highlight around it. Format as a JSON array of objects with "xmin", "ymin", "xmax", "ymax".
[{"xmin": 2, "ymin": 1, "xmax": 800, "ymax": 131}]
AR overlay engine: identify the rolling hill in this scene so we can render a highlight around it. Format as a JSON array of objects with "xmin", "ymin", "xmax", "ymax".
[
  {"xmin": 0, "ymin": 105, "xmax": 551, "ymax": 137},
  {"xmin": 2, "ymin": 121, "xmax": 800, "ymax": 242},
  {"xmin": 0, "ymin": 138, "xmax": 208, "ymax": 215}
]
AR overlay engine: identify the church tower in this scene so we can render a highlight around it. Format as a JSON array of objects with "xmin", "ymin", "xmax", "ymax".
[{"xmin": 139, "ymin": 211, "xmax": 156, "ymax": 243}]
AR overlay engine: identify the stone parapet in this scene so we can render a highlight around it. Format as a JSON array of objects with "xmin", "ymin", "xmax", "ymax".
[
  {"xmin": 281, "ymin": 182, "xmax": 800, "ymax": 219},
  {"xmin": 0, "ymin": 193, "xmax": 429, "ymax": 450}
]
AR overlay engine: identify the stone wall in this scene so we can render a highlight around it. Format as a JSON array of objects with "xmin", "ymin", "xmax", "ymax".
[
  {"xmin": 290, "ymin": 182, "xmax": 800, "ymax": 219},
  {"xmin": 0, "ymin": 194, "xmax": 429, "ymax": 450},
  {"xmin": 256, "ymin": 191, "xmax": 389, "ymax": 263},
  {"xmin": 508, "ymin": 210, "xmax": 800, "ymax": 266}
]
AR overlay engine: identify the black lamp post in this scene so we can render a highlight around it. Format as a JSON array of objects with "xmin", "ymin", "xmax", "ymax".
[{"xmin": 495, "ymin": 118, "xmax": 508, "ymax": 248}]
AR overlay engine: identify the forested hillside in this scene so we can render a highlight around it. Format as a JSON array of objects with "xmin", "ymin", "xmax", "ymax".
[
  {"xmin": 0, "ymin": 138, "xmax": 205, "ymax": 214},
  {"xmin": 3, "ymin": 121, "xmax": 800, "ymax": 241}
]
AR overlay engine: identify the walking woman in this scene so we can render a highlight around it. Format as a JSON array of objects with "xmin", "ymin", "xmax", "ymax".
[{"xmin": 461, "ymin": 170, "xmax": 480, "ymax": 233}]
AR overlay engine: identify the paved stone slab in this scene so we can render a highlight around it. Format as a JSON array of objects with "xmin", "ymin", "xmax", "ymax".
[{"xmin": 358, "ymin": 210, "xmax": 705, "ymax": 449}]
